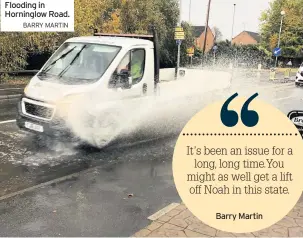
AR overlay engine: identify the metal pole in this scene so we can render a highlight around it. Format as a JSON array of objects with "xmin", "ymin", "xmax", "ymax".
[
  {"xmin": 177, "ymin": 43, "xmax": 181, "ymax": 75},
  {"xmin": 275, "ymin": 15, "xmax": 284, "ymax": 68},
  {"xmin": 189, "ymin": 0, "xmax": 192, "ymax": 23},
  {"xmin": 201, "ymin": 0, "xmax": 212, "ymax": 67},
  {"xmin": 176, "ymin": 0, "xmax": 182, "ymax": 79},
  {"xmin": 231, "ymin": 4, "xmax": 236, "ymax": 44},
  {"xmin": 278, "ymin": 16, "xmax": 284, "ymax": 48}
]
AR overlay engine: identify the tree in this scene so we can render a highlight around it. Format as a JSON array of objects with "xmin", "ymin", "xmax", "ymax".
[
  {"xmin": 118, "ymin": 0, "xmax": 179, "ymax": 67},
  {"xmin": 260, "ymin": 0, "xmax": 303, "ymax": 58},
  {"xmin": 180, "ymin": 22, "xmax": 195, "ymax": 66},
  {"xmin": 0, "ymin": 0, "xmax": 121, "ymax": 73},
  {"xmin": 26, "ymin": 0, "xmax": 115, "ymax": 53},
  {"xmin": 212, "ymin": 27, "xmax": 223, "ymax": 42},
  {"xmin": 0, "ymin": 33, "xmax": 28, "ymax": 73}
]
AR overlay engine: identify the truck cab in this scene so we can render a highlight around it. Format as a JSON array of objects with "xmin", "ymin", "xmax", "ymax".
[{"xmin": 16, "ymin": 30, "xmax": 161, "ymax": 141}]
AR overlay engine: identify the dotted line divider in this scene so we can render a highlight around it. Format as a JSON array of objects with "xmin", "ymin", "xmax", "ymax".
[{"xmin": 182, "ymin": 133, "xmax": 299, "ymax": 136}]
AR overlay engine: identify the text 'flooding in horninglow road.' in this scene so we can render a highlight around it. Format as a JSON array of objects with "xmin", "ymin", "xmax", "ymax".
[{"xmin": 0, "ymin": 0, "xmax": 74, "ymax": 32}]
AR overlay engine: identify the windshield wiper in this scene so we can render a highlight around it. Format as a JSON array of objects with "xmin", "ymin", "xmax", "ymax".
[
  {"xmin": 58, "ymin": 45, "xmax": 87, "ymax": 78},
  {"xmin": 40, "ymin": 46, "xmax": 77, "ymax": 74}
]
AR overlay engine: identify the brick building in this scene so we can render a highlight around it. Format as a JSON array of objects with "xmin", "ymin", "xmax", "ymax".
[
  {"xmin": 232, "ymin": 31, "xmax": 261, "ymax": 45},
  {"xmin": 192, "ymin": 26, "xmax": 215, "ymax": 52}
]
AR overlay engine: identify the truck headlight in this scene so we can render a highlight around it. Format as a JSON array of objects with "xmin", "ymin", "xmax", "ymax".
[
  {"xmin": 24, "ymin": 84, "xmax": 29, "ymax": 95},
  {"xmin": 56, "ymin": 94, "xmax": 85, "ymax": 118}
]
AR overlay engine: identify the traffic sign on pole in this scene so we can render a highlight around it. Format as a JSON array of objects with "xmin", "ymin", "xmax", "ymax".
[
  {"xmin": 174, "ymin": 26, "xmax": 185, "ymax": 40},
  {"xmin": 175, "ymin": 31, "xmax": 184, "ymax": 35},
  {"xmin": 174, "ymin": 31, "xmax": 185, "ymax": 40},
  {"xmin": 175, "ymin": 27, "xmax": 184, "ymax": 32},
  {"xmin": 187, "ymin": 47, "xmax": 194, "ymax": 54},
  {"xmin": 175, "ymin": 32, "xmax": 185, "ymax": 37},
  {"xmin": 273, "ymin": 47, "xmax": 282, "ymax": 57}
]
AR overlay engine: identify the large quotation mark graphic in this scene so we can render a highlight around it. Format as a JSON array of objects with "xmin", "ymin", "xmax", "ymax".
[{"xmin": 220, "ymin": 93, "xmax": 259, "ymax": 127}]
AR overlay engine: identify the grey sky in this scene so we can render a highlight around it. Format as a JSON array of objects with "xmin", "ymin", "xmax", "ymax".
[{"xmin": 181, "ymin": 0, "xmax": 271, "ymax": 40}]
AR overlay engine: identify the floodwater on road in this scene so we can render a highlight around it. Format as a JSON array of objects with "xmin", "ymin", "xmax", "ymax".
[{"xmin": 0, "ymin": 71, "xmax": 302, "ymax": 236}]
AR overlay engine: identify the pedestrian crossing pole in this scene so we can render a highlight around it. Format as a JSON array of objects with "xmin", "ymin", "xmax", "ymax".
[
  {"xmin": 284, "ymin": 68, "xmax": 291, "ymax": 79},
  {"xmin": 270, "ymin": 68, "xmax": 276, "ymax": 80}
]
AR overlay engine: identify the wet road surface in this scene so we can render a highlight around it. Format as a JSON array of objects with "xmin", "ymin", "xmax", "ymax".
[
  {"xmin": 0, "ymin": 99, "xmax": 18, "ymax": 121},
  {"xmin": 0, "ymin": 74, "xmax": 303, "ymax": 236},
  {"xmin": 0, "ymin": 132, "xmax": 179, "ymax": 236}
]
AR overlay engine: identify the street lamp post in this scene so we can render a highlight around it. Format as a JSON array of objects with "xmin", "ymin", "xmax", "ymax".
[
  {"xmin": 189, "ymin": 0, "xmax": 192, "ymax": 23},
  {"xmin": 275, "ymin": 10, "xmax": 285, "ymax": 68},
  {"xmin": 231, "ymin": 4, "xmax": 236, "ymax": 44}
]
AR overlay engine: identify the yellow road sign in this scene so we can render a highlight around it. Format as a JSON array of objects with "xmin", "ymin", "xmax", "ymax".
[
  {"xmin": 175, "ymin": 27, "xmax": 184, "ymax": 32},
  {"xmin": 187, "ymin": 47, "xmax": 194, "ymax": 54},
  {"xmin": 175, "ymin": 35, "xmax": 185, "ymax": 40},
  {"xmin": 174, "ymin": 30, "xmax": 185, "ymax": 40},
  {"xmin": 175, "ymin": 32, "xmax": 185, "ymax": 37}
]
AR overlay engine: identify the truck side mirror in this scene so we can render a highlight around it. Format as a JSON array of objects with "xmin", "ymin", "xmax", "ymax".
[{"xmin": 118, "ymin": 70, "xmax": 132, "ymax": 89}]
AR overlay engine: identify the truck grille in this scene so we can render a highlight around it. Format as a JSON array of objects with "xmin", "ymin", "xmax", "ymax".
[{"xmin": 22, "ymin": 98, "xmax": 55, "ymax": 120}]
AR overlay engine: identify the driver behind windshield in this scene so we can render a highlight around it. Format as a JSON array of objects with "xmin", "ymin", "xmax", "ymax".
[{"xmin": 131, "ymin": 50, "xmax": 144, "ymax": 84}]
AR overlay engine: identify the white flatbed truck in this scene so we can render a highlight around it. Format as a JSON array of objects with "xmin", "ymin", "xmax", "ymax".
[{"xmin": 16, "ymin": 28, "xmax": 188, "ymax": 143}]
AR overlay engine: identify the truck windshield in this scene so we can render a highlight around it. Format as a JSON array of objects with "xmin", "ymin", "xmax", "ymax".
[{"xmin": 38, "ymin": 43, "xmax": 121, "ymax": 85}]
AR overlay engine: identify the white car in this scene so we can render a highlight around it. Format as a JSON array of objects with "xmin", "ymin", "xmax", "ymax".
[{"xmin": 295, "ymin": 63, "xmax": 303, "ymax": 87}]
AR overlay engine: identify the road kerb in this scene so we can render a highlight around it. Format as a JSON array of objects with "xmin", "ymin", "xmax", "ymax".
[
  {"xmin": 148, "ymin": 203, "xmax": 181, "ymax": 221},
  {"xmin": 0, "ymin": 94, "xmax": 21, "ymax": 100},
  {"xmin": 0, "ymin": 120, "xmax": 16, "ymax": 125},
  {"xmin": 0, "ymin": 173, "xmax": 81, "ymax": 202}
]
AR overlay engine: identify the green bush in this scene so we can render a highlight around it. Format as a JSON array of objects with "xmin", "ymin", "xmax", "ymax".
[{"xmin": 0, "ymin": 33, "xmax": 28, "ymax": 72}]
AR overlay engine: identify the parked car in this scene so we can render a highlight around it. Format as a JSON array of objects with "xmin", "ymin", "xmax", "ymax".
[{"xmin": 295, "ymin": 63, "xmax": 303, "ymax": 87}]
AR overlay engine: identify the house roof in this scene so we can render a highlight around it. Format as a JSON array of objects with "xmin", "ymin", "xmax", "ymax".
[
  {"xmin": 192, "ymin": 26, "xmax": 206, "ymax": 38},
  {"xmin": 245, "ymin": 31, "xmax": 261, "ymax": 42},
  {"xmin": 233, "ymin": 31, "xmax": 261, "ymax": 43}
]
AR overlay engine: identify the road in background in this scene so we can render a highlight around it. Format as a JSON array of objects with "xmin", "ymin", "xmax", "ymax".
[
  {"xmin": 0, "ymin": 72, "xmax": 302, "ymax": 236},
  {"xmin": 0, "ymin": 84, "xmax": 24, "ymax": 121}
]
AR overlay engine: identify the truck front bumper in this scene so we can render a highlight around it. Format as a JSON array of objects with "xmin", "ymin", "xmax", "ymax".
[{"xmin": 16, "ymin": 96, "xmax": 75, "ymax": 139}]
